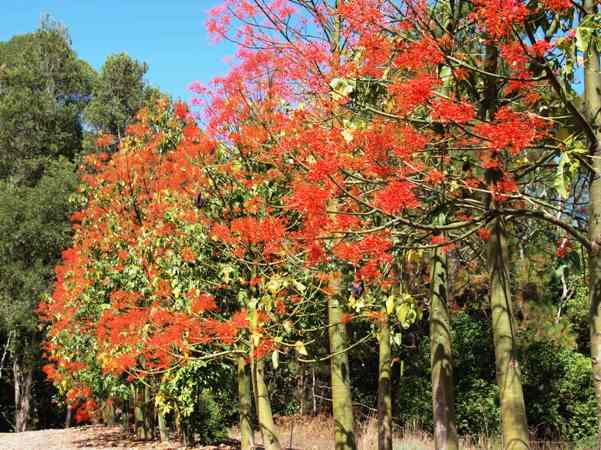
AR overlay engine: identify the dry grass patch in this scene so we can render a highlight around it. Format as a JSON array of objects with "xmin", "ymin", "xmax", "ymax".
[{"xmin": 231, "ymin": 415, "xmax": 573, "ymax": 450}]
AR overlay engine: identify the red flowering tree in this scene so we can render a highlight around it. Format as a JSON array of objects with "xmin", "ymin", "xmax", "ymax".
[
  {"xmin": 205, "ymin": 2, "xmax": 601, "ymax": 450},
  {"xmin": 40, "ymin": 1, "xmax": 601, "ymax": 449},
  {"xmin": 42, "ymin": 85, "xmax": 323, "ymax": 448}
]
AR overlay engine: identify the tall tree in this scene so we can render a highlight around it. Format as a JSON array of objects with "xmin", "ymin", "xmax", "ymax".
[
  {"xmin": 0, "ymin": 19, "xmax": 94, "ymax": 432},
  {"xmin": 0, "ymin": 160, "xmax": 78, "ymax": 431},
  {"xmin": 0, "ymin": 20, "xmax": 94, "ymax": 181},
  {"xmin": 84, "ymin": 53, "xmax": 151, "ymax": 139}
]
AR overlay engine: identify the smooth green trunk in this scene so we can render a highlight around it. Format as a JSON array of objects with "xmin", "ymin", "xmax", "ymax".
[
  {"xmin": 133, "ymin": 385, "xmax": 147, "ymax": 441},
  {"xmin": 255, "ymin": 356, "xmax": 281, "ymax": 450},
  {"xmin": 158, "ymin": 409, "xmax": 168, "ymax": 442},
  {"xmin": 133, "ymin": 385, "xmax": 152, "ymax": 441},
  {"xmin": 488, "ymin": 218, "xmax": 529, "ymax": 450},
  {"xmin": 238, "ymin": 357, "xmax": 254, "ymax": 450},
  {"xmin": 583, "ymin": 1, "xmax": 601, "ymax": 444},
  {"xmin": 103, "ymin": 400, "xmax": 115, "ymax": 426},
  {"xmin": 377, "ymin": 310, "xmax": 392, "ymax": 450},
  {"xmin": 248, "ymin": 296, "xmax": 280, "ymax": 450},
  {"xmin": 328, "ymin": 285, "xmax": 356, "ymax": 450},
  {"xmin": 144, "ymin": 385, "xmax": 154, "ymax": 440},
  {"xmin": 121, "ymin": 397, "xmax": 130, "ymax": 431},
  {"xmin": 430, "ymin": 244, "xmax": 458, "ymax": 450}
]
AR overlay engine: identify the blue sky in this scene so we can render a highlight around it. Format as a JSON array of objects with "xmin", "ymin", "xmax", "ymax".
[{"xmin": 1, "ymin": 1, "xmax": 236, "ymax": 101}]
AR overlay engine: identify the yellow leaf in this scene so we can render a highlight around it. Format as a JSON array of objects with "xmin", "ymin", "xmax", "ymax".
[
  {"xmin": 295, "ymin": 341, "xmax": 308, "ymax": 356},
  {"xmin": 386, "ymin": 295, "xmax": 395, "ymax": 315}
]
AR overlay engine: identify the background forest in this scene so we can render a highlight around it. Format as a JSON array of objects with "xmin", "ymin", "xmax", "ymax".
[
  {"xmin": 2, "ymin": 2, "xmax": 601, "ymax": 450},
  {"xmin": 0, "ymin": 16, "xmax": 159, "ymax": 433}
]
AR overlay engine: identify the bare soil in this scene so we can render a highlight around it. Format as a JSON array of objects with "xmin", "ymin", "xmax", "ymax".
[
  {"xmin": 0, "ymin": 425, "xmax": 191, "ymax": 450},
  {"xmin": 0, "ymin": 417, "xmax": 572, "ymax": 450}
]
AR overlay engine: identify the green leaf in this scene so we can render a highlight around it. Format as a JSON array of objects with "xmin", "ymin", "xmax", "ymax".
[
  {"xmin": 576, "ymin": 14, "xmax": 601, "ymax": 53},
  {"xmin": 555, "ymin": 136, "xmax": 586, "ymax": 199},
  {"xmin": 396, "ymin": 303, "xmax": 409, "ymax": 327},
  {"xmin": 554, "ymin": 152, "xmax": 570, "ymax": 199},
  {"xmin": 576, "ymin": 26, "xmax": 593, "ymax": 52}
]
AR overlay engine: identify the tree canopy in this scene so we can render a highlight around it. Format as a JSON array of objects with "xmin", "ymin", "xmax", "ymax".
[{"xmin": 4, "ymin": 1, "xmax": 601, "ymax": 449}]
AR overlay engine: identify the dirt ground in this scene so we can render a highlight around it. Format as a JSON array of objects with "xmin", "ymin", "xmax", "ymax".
[
  {"xmin": 0, "ymin": 419, "xmax": 573, "ymax": 450},
  {"xmin": 0, "ymin": 425, "xmax": 194, "ymax": 450}
]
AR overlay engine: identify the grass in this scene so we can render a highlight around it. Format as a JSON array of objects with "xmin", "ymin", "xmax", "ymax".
[{"xmin": 231, "ymin": 415, "xmax": 578, "ymax": 450}]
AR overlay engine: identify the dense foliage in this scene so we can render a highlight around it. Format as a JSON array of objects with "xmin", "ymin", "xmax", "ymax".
[
  {"xmin": 4, "ymin": 1, "xmax": 601, "ymax": 450},
  {"xmin": 0, "ymin": 18, "xmax": 159, "ymax": 433}
]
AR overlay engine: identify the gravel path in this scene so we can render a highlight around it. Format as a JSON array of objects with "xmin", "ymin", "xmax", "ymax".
[{"xmin": 0, "ymin": 425, "xmax": 187, "ymax": 450}]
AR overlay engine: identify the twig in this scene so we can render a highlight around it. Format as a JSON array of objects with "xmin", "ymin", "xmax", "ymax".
[{"xmin": 0, "ymin": 330, "xmax": 14, "ymax": 382}]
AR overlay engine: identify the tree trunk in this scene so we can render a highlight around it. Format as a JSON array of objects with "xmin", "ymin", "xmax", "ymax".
[
  {"xmin": 103, "ymin": 400, "xmax": 115, "ymax": 426},
  {"xmin": 328, "ymin": 273, "xmax": 356, "ymax": 450},
  {"xmin": 13, "ymin": 351, "xmax": 33, "ymax": 432},
  {"xmin": 65, "ymin": 404, "xmax": 73, "ymax": 429},
  {"xmin": 298, "ymin": 365, "xmax": 307, "ymax": 416},
  {"xmin": 175, "ymin": 408, "xmax": 182, "ymax": 441},
  {"xmin": 255, "ymin": 355, "xmax": 281, "ymax": 450},
  {"xmin": 582, "ymin": 1, "xmax": 601, "ymax": 445},
  {"xmin": 248, "ymin": 291, "xmax": 280, "ymax": 450},
  {"xmin": 488, "ymin": 218, "xmax": 529, "ymax": 450},
  {"xmin": 312, "ymin": 367, "xmax": 317, "ymax": 416},
  {"xmin": 377, "ymin": 310, "xmax": 392, "ymax": 450},
  {"xmin": 144, "ymin": 385, "xmax": 154, "ymax": 440},
  {"xmin": 121, "ymin": 396, "xmax": 130, "ymax": 432},
  {"xmin": 133, "ymin": 385, "xmax": 147, "ymax": 441},
  {"xmin": 430, "ymin": 242, "xmax": 458, "ymax": 450},
  {"xmin": 158, "ymin": 409, "xmax": 168, "ymax": 442},
  {"xmin": 238, "ymin": 356, "xmax": 254, "ymax": 450}
]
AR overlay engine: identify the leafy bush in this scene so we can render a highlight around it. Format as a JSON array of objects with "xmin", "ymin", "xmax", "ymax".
[
  {"xmin": 520, "ymin": 331, "xmax": 596, "ymax": 441},
  {"xmin": 394, "ymin": 310, "xmax": 595, "ymax": 441},
  {"xmin": 455, "ymin": 378, "xmax": 500, "ymax": 436},
  {"xmin": 192, "ymin": 389, "xmax": 229, "ymax": 444},
  {"xmin": 161, "ymin": 359, "xmax": 235, "ymax": 445}
]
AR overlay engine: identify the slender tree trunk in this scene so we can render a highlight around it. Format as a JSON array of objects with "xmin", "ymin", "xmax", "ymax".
[
  {"xmin": 298, "ymin": 365, "xmax": 307, "ymax": 416},
  {"xmin": 478, "ymin": 39, "xmax": 529, "ymax": 449},
  {"xmin": 488, "ymin": 218, "xmax": 529, "ymax": 450},
  {"xmin": 157, "ymin": 411, "xmax": 168, "ymax": 442},
  {"xmin": 582, "ymin": 1, "xmax": 601, "ymax": 445},
  {"xmin": 377, "ymin": 310, "xmax": 392, "ymax": 450},
  {"xmin": 328, "ymin": 273, "xmax": 357, "ymax": 450},
  {"xmin": 103, "ymin": 400, "xmax": 115, "ymax": 426},
  {"xmin": 255, "ymin": 355, "xmax": 281, "ymax": 450},
  {"xmin": 13, "ymin": 351, "xmax": 33, "ymax": 432},
  {"xmin": 430, "ymin": 241, "xmax": 458, "ymax": 450},
  {"xmin": 174, "ymin": 408, "xmax": 182, "ymax": 441},
  {"xmin": 183, "ymin": 419, "xmax": 194, "ymax": 448},
  {"xmin": 144, "ymin": 385, "xmax": 154, "ymax": 440},
  {"xmin": 122, "ymin": 396, "xmax": 130, "ymax": 432},
  {"xmin": 248, "ymin": 297, "xmax": 280, "ymax": 450},
  {"xmin": 133, "ymin": 385, "xmax": 147, "ymax": 441},
  {"xmin": 158, "ymin": 409, "xmax": 168, "ymax": 442},
  {"xmin": 65, "ymin": 404, "xmax": 73, "ymax": 429},
  {"xmin": 238, "ymin": 357, "xmax": 254, "ymax": 450},
  {"xmin": 312, "ymin": 367, "xmax": 317, "ymax": 416}
]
